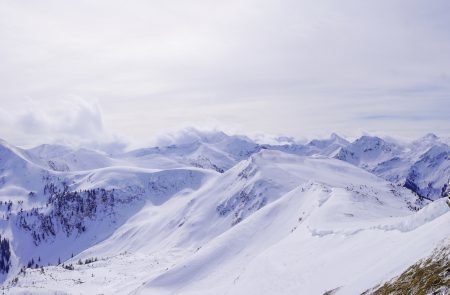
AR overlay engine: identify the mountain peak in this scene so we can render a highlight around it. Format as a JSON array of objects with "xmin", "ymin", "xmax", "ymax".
[
  {"xmin": 419, "ymin": 133, "xmax": 440, "ymax": 143},
  {"xmin": 329, "ymin": 132, "xmax": 349, "ymax": 144}
]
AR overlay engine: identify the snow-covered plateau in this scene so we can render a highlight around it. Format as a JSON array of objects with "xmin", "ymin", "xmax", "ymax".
[{"xmin": 0, "ymin": 130, "xmax": 449, "ymax": 294}]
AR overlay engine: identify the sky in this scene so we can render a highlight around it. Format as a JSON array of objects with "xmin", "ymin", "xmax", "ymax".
[{"xmin": 0, "ymin": 0, "xmax": 449, "ymax": 149}]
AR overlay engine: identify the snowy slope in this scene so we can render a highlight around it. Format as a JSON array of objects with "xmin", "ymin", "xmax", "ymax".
[
  {"xmin": 0, "ymin": 131, "xmax": 448, "ymax": 294},
  {"xmin": 4, "ymin": 150, "xmax": 447, "ymax": 295},
  {"xmin": 27, "ymin": 144, "xmax": 119, "ymax": 172}
]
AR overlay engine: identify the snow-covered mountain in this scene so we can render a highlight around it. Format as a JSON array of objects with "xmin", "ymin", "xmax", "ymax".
[
  {"xmin": 0, "ymin": 130, "xmax": 449, "ymax": 294},
  {"xmin": 122, "ymin": 130, "xmax": 261, "ymax": 172},
  {"xmin": 27, "ymin": 144, "xmax": 117, "ymax": 172},
  {"xmin": 335, "ymin": 133, "xmax": 450, "ymax": 200}
]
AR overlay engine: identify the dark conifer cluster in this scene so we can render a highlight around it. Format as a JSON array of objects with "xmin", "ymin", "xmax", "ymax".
[
  {"xmin": 18, "ymin": 181, "xmax": 117, "ymax": 246},
  {"xmin": 0, "ymin": 235, "xmax": 11, "ymax": 274}
]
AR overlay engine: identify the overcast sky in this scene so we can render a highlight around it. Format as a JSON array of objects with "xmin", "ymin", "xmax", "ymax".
[{"xmin": 1, "ymin": 0, "xmax": 449, "ymax": 149}]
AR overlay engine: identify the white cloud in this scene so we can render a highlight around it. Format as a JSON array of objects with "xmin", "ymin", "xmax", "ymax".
[{"xmin": 0, "ymin": 97, "xmax": 127, "ymax": 152}]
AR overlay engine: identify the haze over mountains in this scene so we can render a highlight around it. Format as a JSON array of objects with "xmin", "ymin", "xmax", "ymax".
[{"xmin": 0, "ymin": 129, "xmax": 449, "ymax": 294}]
